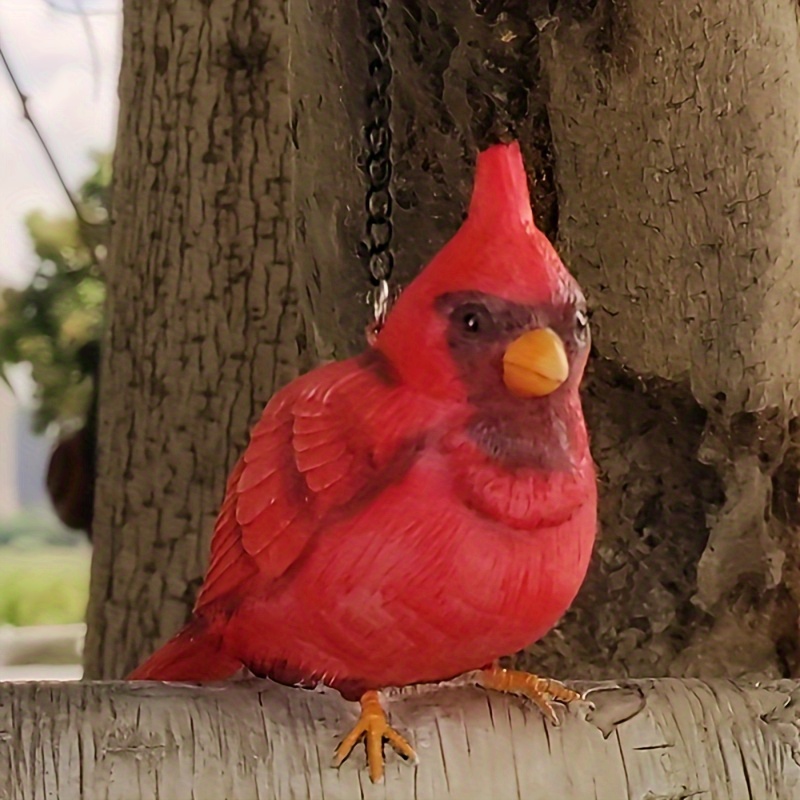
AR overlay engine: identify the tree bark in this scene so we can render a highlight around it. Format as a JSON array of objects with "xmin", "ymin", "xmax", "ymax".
[
  {"xmin": 289, "ymin": 0, "xmax": 800, "ymax": 681},
  {"xmin": 84, "ymin": 0, "xmax": 301, "ymax": 679},
  {"xmin": 532, "ymin": 0, "xmax": 800, "ymax": 680},
  {"xmin": 89, "ymin": 0, "xmax": 800, "ymax": 687},
  {"xmin": 2, "ymin": 679, "xmax": 800, "ymax": 799}
]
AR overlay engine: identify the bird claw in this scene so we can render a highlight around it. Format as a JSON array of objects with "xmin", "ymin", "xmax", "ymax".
[
  {"xmin": 333, "ymin": 690, "xmax": 417, "ymax": 783},
  {"xmin": 480, "ymin": 666, "xmax": 581, "ymax": 726}
]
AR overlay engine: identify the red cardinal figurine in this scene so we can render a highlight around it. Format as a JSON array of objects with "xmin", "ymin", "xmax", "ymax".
[{"xmin": 129, "ymin": 141, "xmax": 598, "ymax": 782}]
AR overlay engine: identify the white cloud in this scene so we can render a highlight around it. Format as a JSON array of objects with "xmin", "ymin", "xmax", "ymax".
[{"xmin": 0, "ymin": 0, "xmax": 121, "ymax": 287}]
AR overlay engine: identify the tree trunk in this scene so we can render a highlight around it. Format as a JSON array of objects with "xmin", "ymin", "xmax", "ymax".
[
  {"xmin": 2, "ymin": 678, "xmax": 800, "ymax": 799},
  {"xmin": 88, "ymin": 0, "xmax": 800, "ymax": 687},
  {"xmin": 532, "ymin": 0, "xmax": 800, "ymax": 680},
  {"xmin": 84, "ymin": 0, "xmax": 301, "ymax": 678},
  {"xmin": 289, "ymin": 0, "xmax": 800, "ymax": 682}
]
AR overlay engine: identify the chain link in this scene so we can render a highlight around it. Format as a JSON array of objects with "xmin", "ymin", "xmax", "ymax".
[{"xmin": 362, "ymin": 0, "xmax": 395, "ymax": 336}]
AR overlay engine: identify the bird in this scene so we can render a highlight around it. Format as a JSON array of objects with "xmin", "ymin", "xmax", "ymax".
[{"xmin": 129, "ymin": 140, "xmax": 598, "ymax": 782}]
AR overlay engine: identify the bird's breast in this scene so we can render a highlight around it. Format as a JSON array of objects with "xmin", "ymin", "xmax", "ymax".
[
  {"xmin": 225, "ymin": 446, "xmax": 597, "ymax": 691},
  {"xmin": 441, "ymin": 427, "xmax": 596, "ymax": 531}
]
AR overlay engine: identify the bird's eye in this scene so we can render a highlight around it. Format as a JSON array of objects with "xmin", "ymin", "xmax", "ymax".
[
  {"xmin": 575, "ymin": 308, "xmax": 589, "ymax": 338},
  {"xmin": 453, "ymin": 303, "xmax": 493, "ymax": 336},
  {"xmin": 463, "ymin": 312, "xmax": 481, "ymax": 333}
]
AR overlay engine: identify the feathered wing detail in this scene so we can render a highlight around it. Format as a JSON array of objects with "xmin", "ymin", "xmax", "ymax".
[
  {"xmin": 192, "ymin": 455, "xmax": 260, "ymax": 607},
  {"xmin": 195, "ymin": 355, "xmax": 440, "ymax": 612}
]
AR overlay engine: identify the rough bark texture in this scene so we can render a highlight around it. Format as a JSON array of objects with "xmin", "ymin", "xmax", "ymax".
[
  {"xmin": 84, "ymin": 0, "xmax": 301, "ymax": 679},
  {"xmin": 2, "ymin": 679, "xmax": 800, "ymax": 799},
  {"xmin": 289, "ymin": 0, "xmax": 800, "ymax": 682},
  {"xmin": 90, "ymin": 0, "xmax": 800, "ymax": 687},
  {"xmin": 532, "ymin": 0, "xmax": 800, "ymax": 681},
  {"xmin": 289, "ymin": 0, "xmax": 562, "ymax": 357},
  {"xmin": 288, "ymin": 2, "xmax": 374, "ymax": 358}
]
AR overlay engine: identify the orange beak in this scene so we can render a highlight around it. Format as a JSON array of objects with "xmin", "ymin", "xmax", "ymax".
[{"xmin": 502, "ymin": 328, "xmax": 569, "ymax": 397}]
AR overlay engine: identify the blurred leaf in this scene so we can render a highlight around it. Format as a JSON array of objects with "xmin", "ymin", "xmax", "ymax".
[
  {"xmin": 0, "ymin": 154, "xmax": 109, "ymax": 434},
  {"xmin": 25, "ymin": 211, "xmax": 84, "ymax": 266}
]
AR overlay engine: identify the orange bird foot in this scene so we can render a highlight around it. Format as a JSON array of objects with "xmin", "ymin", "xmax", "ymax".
[
  {"xmin": 479, "ymin": 665, "xmax": 581, "ymax": 725},
  {"xmin": 333, "ymin": 690, "xmax": 417, "ymax": 783}
]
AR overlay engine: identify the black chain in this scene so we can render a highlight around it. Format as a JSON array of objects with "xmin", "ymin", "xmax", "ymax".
[{"xmin": 361, "ymin": 0, "xmax": 394, "ymax": 329}]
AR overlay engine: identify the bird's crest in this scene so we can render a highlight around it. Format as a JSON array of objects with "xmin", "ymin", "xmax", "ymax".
[
  {"xmin": 467, "ymin": 141, "xmax": 535, "ymax": 234},
  {"xmin": 376, "ymin": 141, "xmax": 577, "ymax": 396}
]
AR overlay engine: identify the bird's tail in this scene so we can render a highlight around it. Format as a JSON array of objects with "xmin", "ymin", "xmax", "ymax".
[{"xmin": 127, "ymin": 617, "xmax": 243, "ymax": 681}]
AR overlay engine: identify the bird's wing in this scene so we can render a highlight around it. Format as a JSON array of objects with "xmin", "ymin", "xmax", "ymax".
[{"xmin": 195, "ymin": 355, "xmax": 437, "ymax": 610}]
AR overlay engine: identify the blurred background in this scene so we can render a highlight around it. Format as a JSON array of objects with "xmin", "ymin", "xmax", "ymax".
[{"xmin": 0, "ymin": 0, "xmax": 120, "ymax": 679}]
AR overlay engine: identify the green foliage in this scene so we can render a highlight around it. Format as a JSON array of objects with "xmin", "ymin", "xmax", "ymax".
[
  {"xmin": 0, "ymin": 513, "xmax": 89, "ymax": 626},
  {"xmin": 0, "ymin": 546, "xmax": 90, "ymax": 626},
  {"xmin": 0, "ymin": 153, "xmax": 110, "ymax": 433}
]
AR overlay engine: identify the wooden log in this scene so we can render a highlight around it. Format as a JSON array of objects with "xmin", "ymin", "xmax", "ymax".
[{"xmin": 1, "ymin": 678, "xmax": 799, "ymax": 799}]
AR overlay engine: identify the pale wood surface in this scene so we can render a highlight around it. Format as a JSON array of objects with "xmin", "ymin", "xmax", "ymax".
[{"xmin": 2, "ymin": 678, "xmax": 799, "ymax": 799}]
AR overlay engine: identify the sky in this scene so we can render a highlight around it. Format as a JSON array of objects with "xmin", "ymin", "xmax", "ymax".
[{"xmin": 0, "ymin": 0, "xmax": 121, "ymax": 289}]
